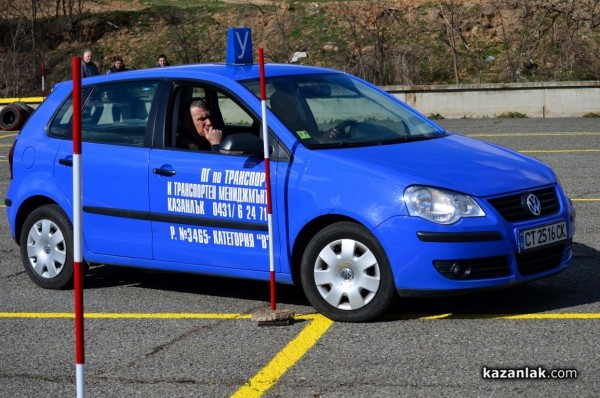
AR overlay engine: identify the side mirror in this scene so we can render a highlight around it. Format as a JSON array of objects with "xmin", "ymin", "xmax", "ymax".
[{"xmin": 219, "ymin": 133, "xmax": 264, "ymax": 155}]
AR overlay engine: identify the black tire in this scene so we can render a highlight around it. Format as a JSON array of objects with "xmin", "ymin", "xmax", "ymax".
[
  {"xmin": 300, "ymin": 221, "xmax": 396, "ymax": 322},
  {"xmin": 0, "ymin": 105, "xmax": 24, "ymax": 131},
  {"xmin": 12, "ymin": 101, "xmax": 35, "ymax": 115},
  {"xmin": 19, "ymin": 205, "xmax": 75, "ymax": 289},
  {"xmin": 12, "ymin": 102, "xmax": 34, "ymax": 129}
]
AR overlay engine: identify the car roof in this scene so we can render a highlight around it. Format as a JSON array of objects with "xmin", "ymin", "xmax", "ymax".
[{"xmin": 78, "ymin": 63, "xmax": 342, "ymax": 84}]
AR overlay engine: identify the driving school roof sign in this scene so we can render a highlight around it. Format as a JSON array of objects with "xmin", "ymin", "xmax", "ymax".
[{"xmin": 226, "ymin": 27, "xmax": 253, "ymax": 65}]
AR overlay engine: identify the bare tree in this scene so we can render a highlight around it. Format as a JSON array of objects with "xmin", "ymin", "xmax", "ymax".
[
  {"xmin": 438, "ymin": 2, "xmax": 461, "ymax": 84},
  {"xmin": 490, "ymin": 0, "xmax": 521, "ymax": 82},
  {"xmin": 334, "ymin": 1, "xmax": 421, "ymax": 85},
  {"xmin": 263, "ymin": 3, "xmax": 300, "ymax": 63},
  {"xmin": 336, "ymin": 2, "xmax": 368, "ymax": 78},
  {"xmin": 168, "ymin": 8, "xmax": 226, "ymax": 65},
  {"xmin": 1, "ymin": 0, "xmax": 32, "ymax": 96},
  {"xmin": 2, "ymin": 0, "xmax": 600, "ymax": 96},
  {"xmin": 592, "ymin": 0, "xmax": 600, "ymax": 28}
]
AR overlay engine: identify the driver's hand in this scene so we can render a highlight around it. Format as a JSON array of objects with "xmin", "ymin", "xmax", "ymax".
[{"xmin": 206, "ymin": 127, "xmax": 223, "ymax": 145}]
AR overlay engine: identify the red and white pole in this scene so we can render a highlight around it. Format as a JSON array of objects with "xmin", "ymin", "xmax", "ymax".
[
  {"xmin": 258, "ymin": 48, "xmax": 276, "ymax": 311},
  {"xmin": 41, "ymin": 63, "xmax": 46, "ymax": 98},
  {"xmin": 71, "ymin": 56, "xmax": 86, "ymax": 398}
]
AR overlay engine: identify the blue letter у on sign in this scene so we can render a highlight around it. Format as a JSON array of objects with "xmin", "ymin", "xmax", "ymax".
[{"xmin": 226, "ymin": 27, "xmax": 253, "ymax": 65}]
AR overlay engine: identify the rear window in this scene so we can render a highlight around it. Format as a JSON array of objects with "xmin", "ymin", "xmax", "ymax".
[{"xmin": 48, "ymin": 81, "xmax": 158, "ymax": 147}]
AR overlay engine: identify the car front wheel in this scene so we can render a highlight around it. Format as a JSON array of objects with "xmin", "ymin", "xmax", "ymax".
[
  {"xmin": 300, "ymin": 222, "xmax": 396, "ymax": 322},
  {"xmin": 20, "ymin": 205, "xmax": 75, "ymax": 289}
]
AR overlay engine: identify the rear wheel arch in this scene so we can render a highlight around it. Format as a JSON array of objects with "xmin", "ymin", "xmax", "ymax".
[
  {"xmin": 14, "ymin": 196, "xmax": 61, "ymax": 245},
  {"xmin": 20, "ymin": 204, "xmax": 75, "ymax": 289}
]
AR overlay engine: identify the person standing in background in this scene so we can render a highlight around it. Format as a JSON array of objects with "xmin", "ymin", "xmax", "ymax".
[
  {"xmin": 106, "ymin": 56, "xmax": 129, "ymax": 73},
  {"xmin": 157, "ymin": 54, "xmax": 170, "ymax": 67},
  {"xmin": 81, "ymin": 49, "xmax": 100, "ymax": 78}
]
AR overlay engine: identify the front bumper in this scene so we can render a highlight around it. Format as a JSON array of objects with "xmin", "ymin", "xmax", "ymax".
[{"xmin": 373, "ymin": 196, "xmax": 575, "ymax": 296}]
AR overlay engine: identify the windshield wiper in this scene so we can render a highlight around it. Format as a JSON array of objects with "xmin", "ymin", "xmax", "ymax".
[
  {"xmin": 386, "ymin": 133, "xmax": 448, "ymax": 144},
  {"xmin": 308, "ymin": 141, "xmax": 370, "ymax": 149},
  {"xmin": 307, "ymin": 133, "xmax": 445, "ymax": 149}
]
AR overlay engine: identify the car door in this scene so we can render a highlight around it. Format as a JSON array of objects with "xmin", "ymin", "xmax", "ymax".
[
  {"xmin": 52, "ymin": 81, "xmax": 159, "ymax": 259},
  {"xmin": 148, "ymin": 84, "xmax": 276, "ymax": 272},
  {"xmin": 149, "ymin": 149, "xmax": 277, "ymax": 271}
]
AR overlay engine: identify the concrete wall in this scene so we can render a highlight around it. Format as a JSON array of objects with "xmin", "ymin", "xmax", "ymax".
[
  {"xmin": 384, "ymin": 81, "xmax": 600, "ymax": 119},
  {"xmin": 3, "ymin": 81, "xmax": 600, "ymax": 119}
]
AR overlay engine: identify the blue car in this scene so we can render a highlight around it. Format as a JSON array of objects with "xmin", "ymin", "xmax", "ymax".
[{"xmin": 5, "ymin": 63, "xmax": 575, "ymax": 322}]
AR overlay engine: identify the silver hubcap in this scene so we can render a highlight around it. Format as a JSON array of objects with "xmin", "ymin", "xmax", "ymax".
[
  {"xmin": 313, "ymin": 238, "xmax": 380, "ymax": 311},
  {"xmin": 26, "ymin": 219, "xmax": 67, "ymax": 279}
]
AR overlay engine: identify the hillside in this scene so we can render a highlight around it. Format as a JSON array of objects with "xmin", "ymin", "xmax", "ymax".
[{"xmin": 1, "ymin": 0, "xmax": 599, "ymax": 97}]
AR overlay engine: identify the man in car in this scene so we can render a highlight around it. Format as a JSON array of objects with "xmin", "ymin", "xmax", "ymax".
[{"xmin": 177, "ymin": 99, "xmax": 223, "ymax": 151}]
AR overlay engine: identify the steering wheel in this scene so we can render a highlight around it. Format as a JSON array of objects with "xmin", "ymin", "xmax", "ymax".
[{"xmin": 327, "ymin": 120, "xmax": 358, "ymax": 140}]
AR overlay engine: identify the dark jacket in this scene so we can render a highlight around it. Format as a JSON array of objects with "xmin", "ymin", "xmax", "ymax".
[
  {"xmin": 81, "ymin": 61, "xmax": 100, "ymax": 78},
  {"xmin": 106, "ymin": 66, "xmax": 129, "ymax": 74}
]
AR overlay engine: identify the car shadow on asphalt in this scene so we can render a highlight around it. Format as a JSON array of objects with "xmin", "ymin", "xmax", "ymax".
[
  {"xmin": 83, "ymin": 263, "xmax": 312, "ymax": 307},
  {"xmin": 82, "ymin": 242, "xmax": 598, "ymax": 319}
]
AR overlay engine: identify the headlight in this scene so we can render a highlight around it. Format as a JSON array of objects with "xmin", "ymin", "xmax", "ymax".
[{"xmin": 404, "ymin": 186, "xmax": 485, "ymax": 224}]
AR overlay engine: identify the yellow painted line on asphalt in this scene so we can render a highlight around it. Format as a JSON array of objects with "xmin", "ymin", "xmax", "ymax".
[
  {"xmin": 520, "ymin": 149, "xmax": 600, "ymax": 153},
  {"xmin": 0, "ymin": 312, "xmax": 319, "ymax": 320},
  {"xmin": 3, "ymin": 311, "xmax": 598, "ymax": 321},
  {"xmin": 467, "ymin": 132, "xmax": 600, "ymax": 137},
  {"xmin": 231, "ymin": 314, "xmax": 334, "ymax": 398},
  {"xmin": 391, "ymin": 313, "xmax": 600, "ymax": 320},
  {"xmin": 0, "ymin": 312, "xmax": 253, "ymax": 319},
  {"xmin": 465, "ymin": 132, "xmax": 600, "ymax": 153},
  {"xmin": 0, "ymin": 133, "xmax": 18, "ymax": 139},
  {"xmin": 85, "ymin": 312, "xmax": 251, "ymax": 319},
  {"xmin": 491, "ymin": 313, "xmax": 600, "ymax": 320},
  {"xmin": 1, "ymin": 312, "xmax": 598, "ymax": 320}
]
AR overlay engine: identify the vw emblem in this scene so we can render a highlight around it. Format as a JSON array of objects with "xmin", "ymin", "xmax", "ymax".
[
  {"xmin": 340, "ymin": 268, "xmax": 354, "ymax": 281},
  {"xmin": 525, "ymin": 193, "xmax": 542, "ymax": 216}
]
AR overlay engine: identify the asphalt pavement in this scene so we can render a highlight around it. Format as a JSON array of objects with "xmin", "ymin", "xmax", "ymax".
[{"xmin": 0, "ymin": 118, "xmax": 598, "ymax": 397}]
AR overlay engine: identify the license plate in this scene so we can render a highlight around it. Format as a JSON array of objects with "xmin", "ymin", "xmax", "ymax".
[{"xmin": 518, "ymin": 221, "xmax": 567, "ymax": 253}]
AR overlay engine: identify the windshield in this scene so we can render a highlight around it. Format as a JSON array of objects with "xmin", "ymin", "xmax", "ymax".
[{"xmin": 240, "ymin": 73, "xmax": 446, "ymax": 148}]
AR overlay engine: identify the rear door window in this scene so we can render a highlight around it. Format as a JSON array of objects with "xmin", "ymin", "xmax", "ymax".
[{"xmin": 48, "ymin": 81, "xmax": 158, "ymax": 147}]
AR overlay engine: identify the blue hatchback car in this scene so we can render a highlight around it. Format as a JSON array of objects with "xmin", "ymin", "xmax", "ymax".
[{"xmin": 5, "ymin": 62, "xmax": 575, "ymax": 322}]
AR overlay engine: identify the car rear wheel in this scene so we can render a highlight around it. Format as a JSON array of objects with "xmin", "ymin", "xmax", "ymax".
[
  {"xmin": 20, "ymin": 205, "xmax": 75, "ymax": 289},
  {"xmin": 300, "ymin": 222, "xmax": 396, "ymax": 322}
]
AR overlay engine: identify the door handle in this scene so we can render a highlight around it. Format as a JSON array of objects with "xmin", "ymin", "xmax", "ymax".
[
  {"xmin": 58, "ymin": 158, "xmax": 73, "ymax": 167},
  {"xmin": 153, "ymin": 168, "xmax": 176, "ymax": 176}
]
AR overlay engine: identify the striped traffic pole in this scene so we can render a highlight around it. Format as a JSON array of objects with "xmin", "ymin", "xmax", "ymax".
[
  {"xmin": 258, "ymin": 48, "xmax": 277, "ymax": 311},
  {"xmin": 41, "ymin": 62, "xmax": 46, "ymax": 98},
  {"xmin": 71, "ymin": 56, "xmax": 86, "ymax": 398}
]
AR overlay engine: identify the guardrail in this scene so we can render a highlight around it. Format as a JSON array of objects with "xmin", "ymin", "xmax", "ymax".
[{"xmin": 2, "ymin": 80, "xmax": 600, "ymax": 119}]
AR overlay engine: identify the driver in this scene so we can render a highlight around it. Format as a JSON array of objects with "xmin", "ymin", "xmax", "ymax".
[{"xmin": 177, "ymin": 99, "xmax": 223, "ymax": 151}]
